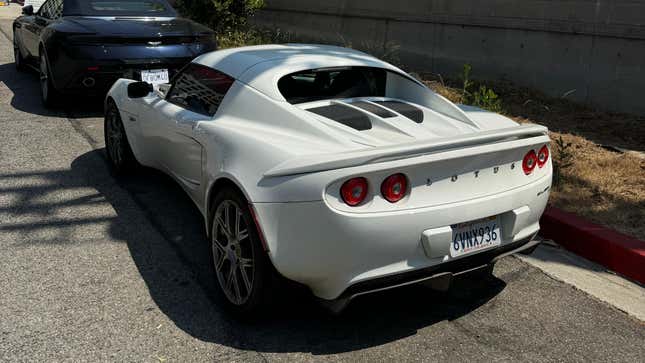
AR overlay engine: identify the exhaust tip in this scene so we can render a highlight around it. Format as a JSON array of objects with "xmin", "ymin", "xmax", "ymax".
[{"xmin": 82, "ymin": 77, "xmax": 96, "ymax": 88}]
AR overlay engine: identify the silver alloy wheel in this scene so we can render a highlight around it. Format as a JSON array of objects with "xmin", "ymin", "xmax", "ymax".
[
  {"xmin": 211, "ymin": 200, "xmax": 254, "ymax": 305},
  {"xmin": 39, "ymin": 53, "xmax": 48, "ymax": 100},
  {"xmin": 106, "ymin": 107, "xmax": 123, "ymax": 166}
]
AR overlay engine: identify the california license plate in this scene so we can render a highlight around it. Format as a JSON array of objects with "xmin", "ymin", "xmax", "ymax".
[
  {"xmin": 450, "ymin": 216, "xmax": 502, "ymax": 258},
  {"xmin": 140, "ymin": 69, "xmax": 169, "ymax": 85}
]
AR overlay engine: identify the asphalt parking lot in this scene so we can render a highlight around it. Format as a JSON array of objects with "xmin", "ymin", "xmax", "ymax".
[{"xmin": 0, "ymin": 9, "xmax": 644, "ymax": 362}]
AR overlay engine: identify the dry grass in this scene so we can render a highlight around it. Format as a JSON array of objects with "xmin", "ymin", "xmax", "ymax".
[
  {"xmin": 425, "ymin": 79, "xmax": 645, "ymax": 238},
  {"xmin": 547, "ymin": 134, "xmax": 645, "ymax": 237}
]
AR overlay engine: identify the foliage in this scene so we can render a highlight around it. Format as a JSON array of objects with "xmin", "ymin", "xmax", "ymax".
[
  {"xmin": 460, "ymin": 64, "xmax": 473, "ymax": 100},
  {"xmin": 174, "ymin": 0, "xmax": 265, "ymax": 34},
  {"xmin": 459, "ymin": 64, "xmax": 503, "ymax": 113},
  {"xmin": 472, "ymin": 85, "xmax": 503, "ymax": 113},
  {"xmin": 216, "ymin": 27, "xmax": 296, "ymax": 49},
  {"xmin": 552, "ymin": 135, "xmax": 574, "ymax": 189}
]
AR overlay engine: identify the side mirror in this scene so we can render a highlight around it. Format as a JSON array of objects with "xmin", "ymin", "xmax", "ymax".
[
  {"xmin": 127, "ymin": 82, "xmax": 153, "ymax": 99},
  {"xmin": 22, "ymin": 5, "xmax": 34, "ymax": 16}
]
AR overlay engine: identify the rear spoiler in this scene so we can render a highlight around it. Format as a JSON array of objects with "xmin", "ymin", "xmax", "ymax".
[{"xmin": 264, "ymin": 124, "xmax": 549, "ymax": 177}]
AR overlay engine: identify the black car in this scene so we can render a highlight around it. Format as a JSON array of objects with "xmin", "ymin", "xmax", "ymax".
[{"xmin": 13, "ymin": 0, "xmax": 217, "ymax": 106}]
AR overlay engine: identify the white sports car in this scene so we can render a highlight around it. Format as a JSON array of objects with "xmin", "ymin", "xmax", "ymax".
[{"xmin": 104, "ymin": 44, "xmax": 552, "ymax": 314}]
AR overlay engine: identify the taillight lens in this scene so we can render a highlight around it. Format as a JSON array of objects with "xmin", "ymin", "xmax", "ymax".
[
  {"xmin": 537, "ymin": 145, "xmax": 549, "ymax": 168},
  {"xmin": 381, "ymin": 173, "xmax": 408, "ymax": 203},
  {"xmin": 341, "ymin": 177, "xmax": 368, "ymax": 206},
  {"xmin": 523, "ymin": 150, "xmax": 538, "ymax": 175}
]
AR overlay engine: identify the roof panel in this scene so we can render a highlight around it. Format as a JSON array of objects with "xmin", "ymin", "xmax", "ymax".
[{"xmin": 193, "ymin": 44, "xmax": 410, "ymax": 101}]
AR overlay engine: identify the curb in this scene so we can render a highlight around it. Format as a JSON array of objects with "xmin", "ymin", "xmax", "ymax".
[{"xmin": 539, "ymin": 206, "xmax": 645, "ymax": 284}]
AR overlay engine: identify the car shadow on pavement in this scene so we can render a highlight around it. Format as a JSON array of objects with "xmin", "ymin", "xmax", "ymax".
[
  {"xmin": 0, "ymin": 62, "xmax": 104, "ymax": 118},
  {"xmin": 78, "ymin": 150, "xmax": 512, "ymax": 354},
  {"xmin": 3, "ymin": 148, "xmax": 506, "ymax": 355}
]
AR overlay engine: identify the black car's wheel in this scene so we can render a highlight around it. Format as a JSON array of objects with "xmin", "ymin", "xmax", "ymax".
[
  {"xmin": 210, "ymin": 188, "xmax": 275, "ymax": 316},
  {"xmin": 104, "ymin": 101, "xmax": 137, "ymax": 175},
  {"xmin": 13, "ymin": 35, "xmax": 26, "ymax": 72},
  {"xmin": 39, "ymin": 51, "xmax": 60, "ymax": 107}
]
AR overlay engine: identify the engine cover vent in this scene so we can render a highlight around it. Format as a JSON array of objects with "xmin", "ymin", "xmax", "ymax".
[
  {"xmin": 350, "ymin": 101, "xmax": 397, "ymax": 118},
  {"xmin": 307, "ymin": 104, "xmax": 372, "ymax": 131},
  {"xmin": 374, "ymin": 101, "xmax": 424, "ymax": 123}
]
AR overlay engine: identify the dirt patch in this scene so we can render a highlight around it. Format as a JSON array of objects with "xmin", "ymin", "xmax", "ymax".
[{"xmin": 425, "ymin": 79, "xmax": 645, "ymax": 238}]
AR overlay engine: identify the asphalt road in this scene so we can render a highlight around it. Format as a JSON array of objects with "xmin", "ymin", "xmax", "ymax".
[{"xmin": 1, "ymin": 14, "xmax": 644, "ymax": 362}]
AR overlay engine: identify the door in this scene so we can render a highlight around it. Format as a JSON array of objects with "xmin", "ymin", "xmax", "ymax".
[
  {"xmin": 22, "ymin": 0, "xmax": 63, "ymax": 59},
  {"xmin": 139, "ymin": 63, "xmax": 235, "ymax": 202}
]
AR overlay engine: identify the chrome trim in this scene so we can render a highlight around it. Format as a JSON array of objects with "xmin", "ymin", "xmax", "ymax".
[{"xmin": 83, "ymin": 16, "xmax": 176, "ymax": 21}]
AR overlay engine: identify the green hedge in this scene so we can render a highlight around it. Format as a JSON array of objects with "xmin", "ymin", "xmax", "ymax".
[{"xmin": 174, "ymin": 0, "xmax": 265, "ymax": 34}]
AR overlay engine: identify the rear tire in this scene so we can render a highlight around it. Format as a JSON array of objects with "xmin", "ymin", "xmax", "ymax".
[
  {"xmin": 39, "ymin": 50, "xmax": 60, "ymax": 108},
  {"xmin": 104, "ymin": 101, "xmax": 137, "ymax": 175},
  {"xmin": 13, "ymin": 34, "xmax": 26, "ymax": 72},
  {"xmin": 209, "ymin": 187, "xmax": 275, "ymax": 318}
]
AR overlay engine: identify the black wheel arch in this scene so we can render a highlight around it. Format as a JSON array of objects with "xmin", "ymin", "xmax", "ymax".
[
  {"xmin": 39, "ymin": 40, "xmax": 63, "ymax": 90},
  {"xmin": 206, "ymin": 178, "xmax": 248, "ymax": 239},
  {"xmin": 105, "ymin": 96, "xmax": 116, "ymax": 114}
]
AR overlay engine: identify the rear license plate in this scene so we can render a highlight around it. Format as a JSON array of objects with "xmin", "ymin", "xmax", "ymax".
[
  {"xmin": 450, "ymin": 216, "xmax": 502, "ymax": 258},
  {"xmin": 140, "ymin": 69, "xmax": 169, "ymax": 85}
]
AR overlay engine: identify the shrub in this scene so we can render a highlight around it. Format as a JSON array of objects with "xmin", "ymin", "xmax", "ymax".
[
  {"xmin": 472, "ymin": 85, "xmax": 503, "ymax": 113},
  {"xmin": 216, "ymin": 27, "xmax": 297, "ymax": 49},
  {"xmin": 552, "ymin": 135, "xmax": 574, "ymax": 189},
  {"xmin": 174, "ymin": 0, "xmax": 265, "ymax": 34},
  {"xmin": 459, "ymin": 64, "xmax": 503, "ymax": 113}
]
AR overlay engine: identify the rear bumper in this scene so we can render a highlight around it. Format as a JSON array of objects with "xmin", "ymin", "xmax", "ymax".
[
  {"xmin": 253, "ymin": 171, "xmax": 551, "ymax": 300},
  {"xmin": 320, "ymin": 236, "xmax": 540, "ymax": 313}
]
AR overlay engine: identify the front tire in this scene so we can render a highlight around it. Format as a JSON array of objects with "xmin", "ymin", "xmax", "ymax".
[
  {"xmin": 39, "ymin": 51, "xmax": 60, "ymax": 108},
  {"xmin": 209, "ymin": 188, "xmax": 275, "ymax": 317},
  {"xmin": 104, "ymin": 101, "xmax": 137, "ymax": 175}
]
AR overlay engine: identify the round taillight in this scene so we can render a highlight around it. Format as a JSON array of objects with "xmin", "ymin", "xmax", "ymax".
[
  {"xmin": 341, "ymin": 177, "xmax": 368, "ymax": 206},
  {"xmin": 381, "ymin": 173, "xmax": 408, "ymax": 203},
  {"xmin": 537, "ymin": 145, "xmax": 549, "ymax": 168},
  {"xmin": 522, "ymin": 150, "xmax": 538, "ymax": 175}
]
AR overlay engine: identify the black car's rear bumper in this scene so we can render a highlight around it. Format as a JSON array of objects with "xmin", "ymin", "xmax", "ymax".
[
  {"xmin": 59, "ymin": 58, "xmax": 190, "ymax": 94},
  {"xmin": 319, "ymin": 235, "xmax": 540, "ymax": 313},
  {"xmin": 48, "ymin": 42, "xmax": 216, "ymax": 94}
]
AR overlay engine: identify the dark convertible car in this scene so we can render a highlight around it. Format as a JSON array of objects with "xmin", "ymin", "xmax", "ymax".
[{"xmin": 13, "ymin": 0, "xmax": 217, "ymax": 106}]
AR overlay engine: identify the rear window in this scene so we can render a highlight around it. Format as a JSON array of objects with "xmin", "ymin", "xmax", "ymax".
[
  {"xmin": 69, "ymin": 0, "xmax": 176, "ymax": 16},
  {"xmin": 278, "ymin": 67, "xmax": 386, "ymax": 104},
  {"xmin": 167, "ymin": 64, "xmax": 235, "ymax": 117}
]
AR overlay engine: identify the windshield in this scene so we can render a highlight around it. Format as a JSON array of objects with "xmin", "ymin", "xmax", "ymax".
[
  {"xmin": 67, "ymin": 0, "xmax": 177, "ymax": 17},
  {"xmin": 278, "ymin": 67, "xmax": 387, "ymax": 104}
]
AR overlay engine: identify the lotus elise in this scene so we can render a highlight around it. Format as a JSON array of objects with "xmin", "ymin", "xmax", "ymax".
[{"xmin": 103, "ymin": 44, "xmax": 552, "ymax": 314}]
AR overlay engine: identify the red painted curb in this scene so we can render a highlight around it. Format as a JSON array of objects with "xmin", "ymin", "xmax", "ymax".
[{"xmin": 539, "ymin": 206, "xmax": 645, "ymax": 284}]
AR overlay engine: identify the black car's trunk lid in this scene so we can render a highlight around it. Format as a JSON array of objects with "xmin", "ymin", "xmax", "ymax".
[{"xmin": 65, "ymin": 16, "xmax": 212, "ymax": 38}]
